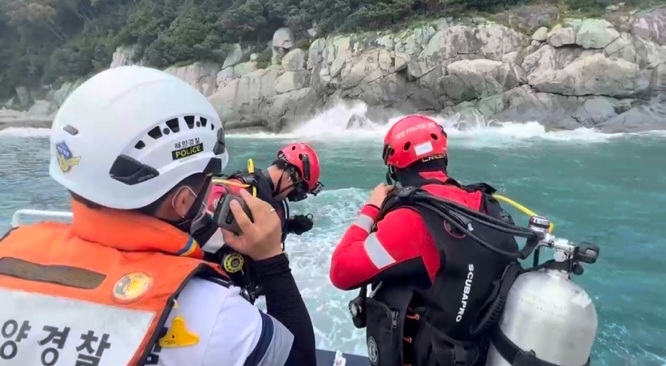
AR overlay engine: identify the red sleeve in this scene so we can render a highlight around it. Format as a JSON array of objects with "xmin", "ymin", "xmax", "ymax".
[{"xmin": 329, "ymin": 204, "xmax": 440, "ymax": 290}]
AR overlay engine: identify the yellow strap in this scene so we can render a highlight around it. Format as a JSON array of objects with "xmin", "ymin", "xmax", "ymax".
[
  {"xmin": 246, "ymin": 158, "xmax": 257, "ymax": 197},
  {"xmin": 492, "ymin": 194, "xmax": 555, "ymax": 233}
]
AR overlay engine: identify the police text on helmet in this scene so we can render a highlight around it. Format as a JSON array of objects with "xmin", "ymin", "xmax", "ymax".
[
  {"xmin": 456, "ymin": 264, "xmax": 474, "ymax": 322},
  {"xmin": 394, "ymin": 122, "xmax": 438, "ymax": 140}
]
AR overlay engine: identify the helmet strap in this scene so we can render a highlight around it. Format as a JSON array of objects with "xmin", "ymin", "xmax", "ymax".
[{"xmin": 386, "ymin": 166, "xmax": 397, "ymax": 185}]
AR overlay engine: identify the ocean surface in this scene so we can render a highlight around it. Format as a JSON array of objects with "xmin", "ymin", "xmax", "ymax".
[{"xmin": 1, "ymin": 102, "xmax": 665, "ymax": 365}]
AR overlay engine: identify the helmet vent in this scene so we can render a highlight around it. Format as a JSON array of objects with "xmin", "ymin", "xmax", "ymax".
[
  {"xmin": 147, "ymin": 126, "xmax": 162, "ymax": 140},
  {"xmin": 165, "ymin": 118, "xmax": 180, "ymax": 133},
  {"xmin": 403, "ymin": 142, "xmax": 411, "ymax": 151},
  {"xmin": 135, "ymin": 115, "xmax": 220, "ymax": 152},
  {"xmin": 184, "ymin": 115, "xmax": 195, "ymax": 129}
]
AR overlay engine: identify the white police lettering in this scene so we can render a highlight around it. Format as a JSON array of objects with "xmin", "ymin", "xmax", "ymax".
[
  {"xmin": 394, "ymin": 122, "xmax": 438, "ymax": 140},
  {"xmin": 0, "ymin": 319, "xmax": 31, "ymax": 361},
  {"xmin": 0, "ymin": 288, "xmax": 154, "ymax": 365},
  {"xmin": 38, "ymin": 325, "xmax": 70, "ymax": 366},
  {"xmin": 174, "ymin": 137, "xmax": 201, "ymax": 149},
  {"xmin": 456, "ymin": 264, "xmax": 474, "ymax": 322}
]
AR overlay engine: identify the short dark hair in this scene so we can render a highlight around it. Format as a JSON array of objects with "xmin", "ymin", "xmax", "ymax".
[
  {"xmin": 271, "ymin": 159, "xmax": 288, "ymax": 170},
  {"xmin": 70, "ymin": 173, "xmax": 207, "ymax": 214}
]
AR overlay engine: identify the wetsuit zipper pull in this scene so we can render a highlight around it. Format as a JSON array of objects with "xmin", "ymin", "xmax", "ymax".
[{"xmin": 391, "ymin": 311, "xmax": 398, "ymax": 328}]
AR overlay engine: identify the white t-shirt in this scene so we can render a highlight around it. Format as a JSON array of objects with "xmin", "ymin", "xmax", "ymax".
[{"xmin": 154, "ymin": 277, "xmax": 294, "ymax": 366}]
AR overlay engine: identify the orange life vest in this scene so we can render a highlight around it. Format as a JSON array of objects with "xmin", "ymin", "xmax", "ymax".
[{"xmin": 0, "ymin": 200, "xmax": 229, "ymax": 366}]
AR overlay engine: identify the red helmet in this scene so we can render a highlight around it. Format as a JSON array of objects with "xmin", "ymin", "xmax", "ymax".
[
  {"xmin": 382, "ymin": 115, "xmax": 448, "ymax": 169},
  {"xmin": 277, "ymin": 142, "xmax": 323, "ymax": 195}
]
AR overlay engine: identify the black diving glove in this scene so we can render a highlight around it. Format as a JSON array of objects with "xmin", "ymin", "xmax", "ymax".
[{"xmin": 285, "ymin": 214, "xmax": 314, "ymax": 235}]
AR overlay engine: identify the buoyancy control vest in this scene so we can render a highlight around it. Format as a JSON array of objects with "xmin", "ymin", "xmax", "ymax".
[{"xmin": 357, "ymin": 178, "xmax": 522, "ymax": 366}]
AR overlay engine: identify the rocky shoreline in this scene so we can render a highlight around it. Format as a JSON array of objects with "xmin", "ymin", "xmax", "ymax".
[
  {"xmin": 0, "ymin": 110, "xmax": 52, "ymax": 130},
  {"xmin": 3, "ymin": 6, "xmax": 665, "ymax": 134}
]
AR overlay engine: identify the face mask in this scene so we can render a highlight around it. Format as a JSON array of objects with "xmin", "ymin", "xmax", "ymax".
[{"xmin": 190, "ymin": 212, "xmax": 220, "ymax": 250}]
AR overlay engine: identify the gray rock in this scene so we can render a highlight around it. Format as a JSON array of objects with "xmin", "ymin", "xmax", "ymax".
[
  {"xmin": 548, "ymin": 26, "xmax": 577, "ymax": 47},
  {"xmin": 272, "ymin": 28, "xmax": 295, "ymax": 65},
  {"xmin": 281, "ymin": 49, "xmax": 307, "ymax": 71},
  {"xmin": 441, "ymin": 59, "xmax": 519, "ymax": 102},
  {"xmin": 346, "ymin": 114, "xmax": 369, "ymax": 129},
  {"xmin": 28, "ymin": 100, "xmax": 56, "ymax": 117},
  {"xmin": 632, "ymin": 8, "xmax": 666, "ymax": 45},
  {"xmin": 273, "ymin": 28, "xmax": 295, "ymax": 49},
  {"xmin": 223, "ymin": 44, "xmax": 244, "ymax": 68},
  {"xmin": 530, "ymin": 54, "xmax": 648, "ymax": 97},
  {"xmin": 597, "ymin": 100, "xmax": 666, "ymax": 132},
  {"xmin": 573, "ymin": 97, "xmax": 618, "ymax": 126},
  {"xmin": 110, "ymin": 45, "xmax": 139, "ymax": 68},
  {"xmin": 575, "ymin": 19, "xmax": 620, "ymax": 49},
  {"xmin": 15, "ymin": 87, "xmax": 31, "ymax": 109},
  {"xmin": 275, "ymin": 71, "xmax": 311, "ymax": 94},
  {"xmin": 532, "ymin": 27, "xmax": 549, "ymax": 42},
  {"xmin": 165, "ymin": 62, "xmax": 221, "ymax": 97}
]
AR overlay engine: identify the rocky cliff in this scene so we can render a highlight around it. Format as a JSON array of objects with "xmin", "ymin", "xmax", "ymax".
[{"xmin": 4, "ymin": 7, "xmax": 666, "ymax": 133}]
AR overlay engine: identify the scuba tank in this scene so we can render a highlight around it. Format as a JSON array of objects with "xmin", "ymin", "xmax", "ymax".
[{"xmin": 485, "ymin": 215, "xmax": 600, "ymax": 366}]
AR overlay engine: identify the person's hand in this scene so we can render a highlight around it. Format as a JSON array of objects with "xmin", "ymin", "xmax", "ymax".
[
  {"xmin": 366, "ymin": 183, "xmax": 394, "ymax": 208},
  {"xmin": 220, "ymin": 189, "xmax": 283, "ymax": 261}
]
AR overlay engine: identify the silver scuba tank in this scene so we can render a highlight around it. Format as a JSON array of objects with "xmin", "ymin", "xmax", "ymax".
[{"xmin": 485, "ymin": 216, "xmax": 599, "ymax": 366}]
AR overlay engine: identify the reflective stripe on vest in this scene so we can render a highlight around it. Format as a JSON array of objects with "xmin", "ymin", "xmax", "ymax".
[{"xmin": 0, "ymin": 223, "xmax": 225, "ymax": 366}]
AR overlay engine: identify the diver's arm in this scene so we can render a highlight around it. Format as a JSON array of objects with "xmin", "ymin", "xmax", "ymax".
[
  {"xmin": 330, "ymin": 205, "xmax": 439, "ymax": 290},
  {"xmin": 204, "ymin": 290, "xmax": 294, "ymax": 366},
  {"xmin": 255, "ymin": 253, "xmax": 316, "ymax": 365}
]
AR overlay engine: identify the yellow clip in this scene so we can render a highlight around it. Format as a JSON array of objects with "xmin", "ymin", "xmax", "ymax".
[
  {"xmin": 158, "ymin": 300, "xmax": 200, "ymax": 348},
  {"xmin": 247, "ymin": 158, "xmax": 257, "ymax": 197},
  {"xmin": 492, "ymin": 194, "xmax": 555, "ymax": 233}
]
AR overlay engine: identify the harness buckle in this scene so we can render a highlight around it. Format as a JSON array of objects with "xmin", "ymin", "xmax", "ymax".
[{"xmin": 452, "ymin": 344, "xmax": 467, "ymax": 366}]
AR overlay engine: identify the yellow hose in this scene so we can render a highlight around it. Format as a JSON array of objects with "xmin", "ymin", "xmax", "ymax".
[
  {"xmin": 211, "ymin": 178, "xmax": 249, "ymax": 188},
  {"xmin": 492, "ymin": 194, "xmax": 555, "ymax": 233}
]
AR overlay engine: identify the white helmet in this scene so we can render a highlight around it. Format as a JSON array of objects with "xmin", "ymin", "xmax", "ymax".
[{"xmin": 49, "ymin": 66, "xmax": 229, "ymax": 210}]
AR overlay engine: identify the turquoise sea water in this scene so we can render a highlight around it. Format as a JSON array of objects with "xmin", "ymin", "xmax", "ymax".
[{"xmin": 1, "ymin": 118, "xmax": 665, "ymax": 365}]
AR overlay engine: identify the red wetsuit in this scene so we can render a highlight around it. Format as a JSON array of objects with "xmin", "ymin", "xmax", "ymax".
[{"xmin": 330, "ymin": 172, "xmax": 485, "ymax": 290}]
